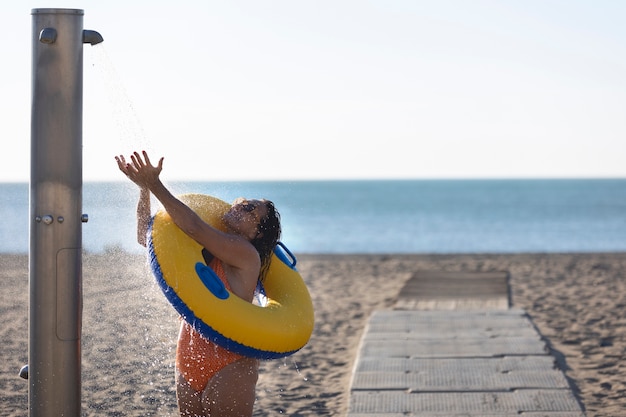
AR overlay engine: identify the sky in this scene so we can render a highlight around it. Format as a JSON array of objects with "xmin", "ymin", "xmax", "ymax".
[{"xmin": 3, "ymin": 1, "xmax": 626, "ymax": 182}]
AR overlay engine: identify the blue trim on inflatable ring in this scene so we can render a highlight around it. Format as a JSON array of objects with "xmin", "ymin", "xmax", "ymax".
[
  {"xmin": 147, "ymin": 220, "xmax": 299, "ymax": 359},
  {"xmin": 274, "ymin": 241, "xmax": 297, "ymax": 269}
]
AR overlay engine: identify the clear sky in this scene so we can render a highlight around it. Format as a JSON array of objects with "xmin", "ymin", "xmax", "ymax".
[{"xmin": 3, "ymin": 1, "xmax": 625, "ymax": 182}]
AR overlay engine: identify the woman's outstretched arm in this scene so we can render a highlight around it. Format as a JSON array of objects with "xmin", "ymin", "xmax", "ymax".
[{"xmin": 116, "ymin": 151, "xmax": 260, "ymax": 272}]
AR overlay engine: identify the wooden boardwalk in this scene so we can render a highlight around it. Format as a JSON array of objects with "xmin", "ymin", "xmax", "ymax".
[{"xmin": 347, "ymin": 271, "xmax": 586, "ymax": 416}]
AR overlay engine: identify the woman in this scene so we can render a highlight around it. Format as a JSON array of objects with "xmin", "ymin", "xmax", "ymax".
[{"xmin": 116, "ymin": 151, "xmax": 281, "ymax": 416}]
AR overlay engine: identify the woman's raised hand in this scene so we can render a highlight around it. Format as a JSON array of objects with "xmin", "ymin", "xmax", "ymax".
[{"xmin": 115, "ymin": 151, "xmax": 164, "ymax": 189}]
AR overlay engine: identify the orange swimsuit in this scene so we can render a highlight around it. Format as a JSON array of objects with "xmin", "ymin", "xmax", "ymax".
[{"xmin": 175, "ymin": 258, "xmax": 245, "ymax": 392}]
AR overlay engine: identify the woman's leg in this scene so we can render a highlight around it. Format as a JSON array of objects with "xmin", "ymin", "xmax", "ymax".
[
  {"xmin": 176, "ymin": 369, "xmax": 205, "ymax": 416},
  {"xmin": 202, "ymin": 357, "xmax": 259, "ymax": 417}
]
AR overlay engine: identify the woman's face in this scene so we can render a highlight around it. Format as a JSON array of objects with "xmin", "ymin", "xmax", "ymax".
[{"xmin": 224, "ymin": 197, "xmax": 269, "ymax": 240}]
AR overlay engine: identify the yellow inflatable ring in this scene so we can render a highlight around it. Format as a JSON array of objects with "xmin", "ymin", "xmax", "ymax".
[{"xmin": 147, "ymin": 194, "xmax": 314, "ymax": 359}]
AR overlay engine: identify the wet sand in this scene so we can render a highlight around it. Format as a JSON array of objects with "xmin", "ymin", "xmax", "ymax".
[{"xmin": 1, "ymin": 251, "xmax": 625, "ymax": 416}]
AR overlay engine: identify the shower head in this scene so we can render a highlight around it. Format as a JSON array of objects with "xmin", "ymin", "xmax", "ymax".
[{"xmin": 83, "ymin": 29, "xmax": 103, "ymax": 45}]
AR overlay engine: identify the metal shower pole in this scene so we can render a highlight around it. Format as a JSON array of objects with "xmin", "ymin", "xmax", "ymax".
[{"xmin": 29, "ymin": 8, "xmax": 102, "ymax": 416}]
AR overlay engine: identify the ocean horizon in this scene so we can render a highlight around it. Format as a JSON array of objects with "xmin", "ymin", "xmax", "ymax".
[{"xmin": 2, "ymin": 178, "xmax": 626, "ymax": 255}]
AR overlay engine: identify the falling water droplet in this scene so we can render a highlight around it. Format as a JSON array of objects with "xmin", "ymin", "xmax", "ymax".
[{"xmin": 292, "ymin": 359, "xmax": 308, "ymax": 382}]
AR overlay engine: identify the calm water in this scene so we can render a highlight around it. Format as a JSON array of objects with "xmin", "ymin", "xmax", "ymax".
[{"xmin": 2, "ymin": 179, "xmax": 626, "ymax": 254}]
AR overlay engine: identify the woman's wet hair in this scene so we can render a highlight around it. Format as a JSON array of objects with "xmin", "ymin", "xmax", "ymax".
[{"xmin": 250, "ymin": 200, "xmax": 281, "ymax": 282}]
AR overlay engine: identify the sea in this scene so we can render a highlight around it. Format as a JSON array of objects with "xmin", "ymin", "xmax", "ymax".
[{"xmin": 1, "ymin": 179, "xmax": 626, "ymax": 255}]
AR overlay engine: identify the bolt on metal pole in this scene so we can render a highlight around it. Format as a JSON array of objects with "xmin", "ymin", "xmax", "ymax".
[{"xmin": 29, "ymin": 9, "xmax": 101, "ymax": 416}]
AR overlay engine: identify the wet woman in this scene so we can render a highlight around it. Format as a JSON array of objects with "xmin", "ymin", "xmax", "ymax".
[{"xmin": 116, "ymin": 151, "xmax": 281, "ymax": 417}]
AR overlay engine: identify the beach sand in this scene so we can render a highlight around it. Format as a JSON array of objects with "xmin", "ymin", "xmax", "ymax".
[{"xmin": 1, "ymin": 251, "xmax": 625, "ymax": 416}]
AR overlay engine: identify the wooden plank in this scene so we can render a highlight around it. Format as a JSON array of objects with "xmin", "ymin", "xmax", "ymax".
[
  {"xmin": 354, "ymin": 356, "xmax": 557, "ymax": 373},
  {"xmin": 348, "ymin": 390, "xmax": 584, "ymax": 414},
  {"xmin": 395, "ymin": 271, "xmax": 510, "ymax": 310},
  {"xmin": 366, "ymin": 310, "xmax": 538, "ymax": 338},
  {"xmin": 358, "ymin": 336, "xmax": 547, "ymax": 358},
  {"xmin": 351, "ymin": 370, "xmax": 569, "ymax": 391}
]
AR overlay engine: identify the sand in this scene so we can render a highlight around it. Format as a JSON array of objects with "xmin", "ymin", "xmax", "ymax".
[{"xmin": 1, "ymin": 251, "xmax": 625, "ymax": 416}]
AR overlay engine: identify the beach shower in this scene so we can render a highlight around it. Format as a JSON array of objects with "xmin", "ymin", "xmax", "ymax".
[{"xmin": 27, "ymin": 8, "xmax": 102, "ymax": 416}]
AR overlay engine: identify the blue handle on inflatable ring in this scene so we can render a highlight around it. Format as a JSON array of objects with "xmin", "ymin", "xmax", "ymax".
[
  {"xmin": 274, "ymin": 241, "xmax": 297, "ymax": 269},
  {"xmin": 195, "ymin": 262, "xmax": 230, "ymax": 300}
]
